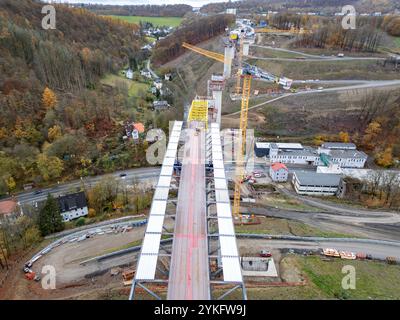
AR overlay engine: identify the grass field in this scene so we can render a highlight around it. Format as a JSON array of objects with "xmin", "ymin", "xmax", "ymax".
[
  {"xmin": 213, "ymin": 255, "xmax": 400, "ymax": 300},
  {"xmin": 235, "ymin": 216, "xmax": 355, "ymax": 238},
  {"xmin": 101, "ymin": 74, "xmax": 149, "ymax": 97},
  {"xmin": 248, "ymin": 58, "xmax": 399, "ymax": 80},
  {"xmin": 108, "ymin": 15, "xmax": 183, "ymax": 27}
]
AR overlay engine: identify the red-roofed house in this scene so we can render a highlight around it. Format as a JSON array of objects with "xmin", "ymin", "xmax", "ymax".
[
  {"xmin": 269, "ymin": 162, "xmax": 289, "ymax": 182},
  {"xmin": 133, "ymin": 122, "xmax": 145, "ymax": 134},
  {"xmin": 0, "ymin": 199, "xmax": 21, "ymax": 224}
]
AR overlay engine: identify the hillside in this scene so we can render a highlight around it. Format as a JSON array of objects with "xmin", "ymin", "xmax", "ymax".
[
  {"xmin": 0, "ymin": 0, "xmax": 150, "ymax": 195},
  {"xmin": 201, "ymin": 0, "xmax": 399, "ymax": 14}
]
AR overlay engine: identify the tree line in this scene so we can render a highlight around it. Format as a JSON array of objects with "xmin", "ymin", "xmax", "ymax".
[
  {"xmin": 85, "ymin": 4, "xmax": 192, "ymax": 17},
  {"xmin": 152, "ymin": 14, "xmax": 235, "ymax": 66}
]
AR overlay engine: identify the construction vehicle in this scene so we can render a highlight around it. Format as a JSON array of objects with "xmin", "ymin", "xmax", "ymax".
[{"xmin": 259, "ymin": 250, "xmax": 272, "ymax": 258}]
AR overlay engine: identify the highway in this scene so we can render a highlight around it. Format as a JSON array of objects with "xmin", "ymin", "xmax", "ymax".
[
  {"xmin": 167, "ymin": 122, "xmax": 210, "ymax": 300},
  {"xmin": 14, "ymin": 167, "xmax": 161, "ymax": 205}
]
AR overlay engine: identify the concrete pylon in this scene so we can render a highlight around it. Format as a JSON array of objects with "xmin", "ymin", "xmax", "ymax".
[
  {"xmin": 223, "ymin": 45, "xmax": 234, "ymax": 78},
  {"xmin": 213, "ymin": 90, "xmax": 223, "ymax": 125},
  {"xmin": 209, "ymin": 74, "xmax": 225, "ymax": 125},
  {"xmin": 243, "ymin": 41, "xmax": 250, "ymax": 56}
]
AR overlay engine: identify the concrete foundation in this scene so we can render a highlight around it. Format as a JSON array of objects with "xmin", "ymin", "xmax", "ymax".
[{"xmin": 240, "ymin": 257, "xmax": 278, "ymax": 277}]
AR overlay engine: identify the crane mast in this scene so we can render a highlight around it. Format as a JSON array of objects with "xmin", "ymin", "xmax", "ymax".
[{"xmin": 181, "ymin": 39, "xmax": 292, "ymax": 222}]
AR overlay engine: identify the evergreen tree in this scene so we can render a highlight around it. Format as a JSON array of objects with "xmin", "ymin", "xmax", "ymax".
[{"xmin": 38, "ymin": 194, "xmax": 64, "ymax": 236}]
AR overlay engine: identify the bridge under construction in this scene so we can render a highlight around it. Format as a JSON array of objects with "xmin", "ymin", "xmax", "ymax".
[{"xmin": 129, "ymin": 28, "xmax": 293, "ymax": 300}]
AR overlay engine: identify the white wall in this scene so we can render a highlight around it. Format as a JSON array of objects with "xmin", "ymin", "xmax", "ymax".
[
  {"xmin": 292, "ymin": 175, "xmax": 338, "ymax": 196},
  {"xmin": 62, "ymin": 207, "xmax": 89, "ymax": 222},
  {"xmin": 269, "ymin": 167, "xmax": 288, "ymax": 182}
]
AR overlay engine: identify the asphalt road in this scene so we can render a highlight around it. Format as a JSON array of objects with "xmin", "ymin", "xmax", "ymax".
[
  {"xmin": 225, "ymin": 79, "xmax": 400, "ymax": 116},
  {"xmin": 250, "ymin": 44, "xmax": 387, "ymax": 61},
  {"xmin": 15, "ymin": 167, "xmax": 161, "ymax": 205}
]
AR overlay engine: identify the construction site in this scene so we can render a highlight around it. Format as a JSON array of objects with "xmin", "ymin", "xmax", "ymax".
[{"xmin": 3, "ymin": 19, "xmax": 400, "ymax": 302}]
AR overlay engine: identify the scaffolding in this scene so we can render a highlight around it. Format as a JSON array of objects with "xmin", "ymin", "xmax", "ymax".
[{"xmin": 188, "ymin": 99, "xmax": 209, "ymax": 128}]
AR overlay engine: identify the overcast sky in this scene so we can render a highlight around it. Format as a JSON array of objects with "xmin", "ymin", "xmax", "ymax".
[{"xmin": 45, "ymin": 0, "xmax": 234, "ymax": 7}]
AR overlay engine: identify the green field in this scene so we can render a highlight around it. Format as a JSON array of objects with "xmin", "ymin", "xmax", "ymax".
[
  {"xmin": 101, "ymin": 74, "xmax": 149, "ymax": 97},
  {"xmin": 212, "ymin": 255, "xmax": 400, "ymax": 300},
  {"xmin": 108, "ymin": 15, "xmax": 183, "ymax": 27}
]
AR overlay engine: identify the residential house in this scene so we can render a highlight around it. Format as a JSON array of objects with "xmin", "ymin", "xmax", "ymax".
[
  {"xmin": 269, "ymin": 163, "xmax": 289, "ymax": 182},
  {"xmin": 0, "ymin": 199, "xmax": 21, "ymax": 224},
  {"xmin": 126, "ymin": 69, "xmax": 134, "ymax": 80},
  {"xmin": 153, "ymin": 100, "xmax": 170, "ymax": 111},
  {"xmin": 58, "ymin": 192, "xmax": 88, "ymax": 222}
]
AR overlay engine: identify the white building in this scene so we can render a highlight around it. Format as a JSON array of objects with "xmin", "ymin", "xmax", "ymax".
[
  {"xmin": 257, "ymin": 141, "xmax": 367, "ymax": 168},
  {"xmin": 126, "ymin": 69, "xmax": 133, "ymax": 80},
  {"xmin": 318, "ymin": 143, "xmax": 367, "ymax": 168},
  {"xmin": 270, "ymin": 145, "xmax": 320, "ymax": 166},
  {"xmin": 292, "ymin": 171, "xmax": 341, "ymax": 196},
  {"xmin": 58, "ymin": 192, "xmax": 88, "ymax": 222},
  {"xmin": 269, "ymin": 162, "xmax": 289, "ymax": 182}
]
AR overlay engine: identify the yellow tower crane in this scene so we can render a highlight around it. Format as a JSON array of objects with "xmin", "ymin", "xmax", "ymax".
[{"xmin": 182, "ymin": 41, "xmax": 251, "ymax": 222}]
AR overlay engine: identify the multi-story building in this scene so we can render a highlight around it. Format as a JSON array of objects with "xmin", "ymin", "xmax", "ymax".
[
  {"xmin": 256, "ymin": 141, "xmax": 368, "ymax": 169},
  {"xmin": 292, "ymin": 171, "xmax": 341, "ymax": 196}
]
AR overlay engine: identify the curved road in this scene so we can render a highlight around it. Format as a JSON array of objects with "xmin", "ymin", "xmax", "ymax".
[
  {"xmin": 225, "ymin": 80, "xmax": 400, "ymax": 117},
  {"xmin": 250, "ymin": 44, "xmax": 387, "ymax": 61}
]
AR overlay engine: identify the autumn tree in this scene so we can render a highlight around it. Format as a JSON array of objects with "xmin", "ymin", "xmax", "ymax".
[
  {"xmin": 339, "ymin": 131, "xmax": 350, "ymax": 143},
  {"xmin": 42, "ymin": 87, "xmax": 57, "ymax": 110},
  {"xmin": 47, "ymin": 125, "xmax": 62, "ymax": 142},
  {"xmin": 36, "ymin": 153, "xmax": 64, "ymax": 181},
  {"xmin": 376, "ymin": 147, "xmax": 394, "ymax": 167},
  {"xmin": 362, "ymin": 121, "xmax": 382, "ymax": 150}
]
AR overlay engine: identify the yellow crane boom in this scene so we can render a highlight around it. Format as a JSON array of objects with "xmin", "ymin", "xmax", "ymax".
[{"xmin": 182, "ymin": 42, "xmax": 225, "ymax": 63}]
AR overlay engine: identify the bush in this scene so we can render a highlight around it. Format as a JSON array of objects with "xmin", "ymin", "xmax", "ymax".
[
  {"xmin": 75, "ymin": 217, "xmax": 86, "ymax": 227},
  {"xmin": 88, "ymin": 208, "xmax": 96, "ymax": 218}
]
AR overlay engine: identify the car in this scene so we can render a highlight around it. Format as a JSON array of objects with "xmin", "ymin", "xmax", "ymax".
[
  {"xmin": 259, "ymin": 250, "xmax": 272, "ymax": 257},
  {"xmin": 33, "ymin": 190, "xmax": 42, "ymax": 195},
  {"xmin": 317, "ymin": 87, "xmax": 324, "ymax": 91},
  {"xmin": 119, "ymin": 173, "xmax": 127, "ymax": 178}
]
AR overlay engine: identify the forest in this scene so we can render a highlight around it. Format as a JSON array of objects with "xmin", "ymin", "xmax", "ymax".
[
  {"xmin": 0, "ymin": 0, "xmax": 159, "ymax": 195},
  {"xmin": 85, "ymin": 4, "xmax": 192, "ymax": 18},
  {"xmin": 151, "ymin": 14, "xmax": 235, "ymax": 66},
  {"xmin": 200, "ymin": 0, "xmax": 399, "ymax": 14}
]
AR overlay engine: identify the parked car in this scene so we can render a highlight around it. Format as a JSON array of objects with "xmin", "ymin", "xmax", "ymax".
[{"xmin": 259, "ymin": 250, "xmax": 272, "ymax": 257}]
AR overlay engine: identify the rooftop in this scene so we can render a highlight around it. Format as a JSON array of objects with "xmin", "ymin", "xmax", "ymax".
[
  {"xmin": 328, "ymin": 149, "xmax": 368, "ymax": 159},
  {"xmin": 294, "ymin": 171, "xmax": 341, "ymax": 186},
  {"xmin": 255, "ymin": 142, "xmax": 303, "ymax": 150},
  {"xmin": 57, "ymin": 192, "xmax": 87, "ymax": 213},
  {"xmin": 133, "ymin": 122, "xmax": 145, "ymax": 133},
  {"xmin": 271, "ymin": 162, "xmax": 288, "ymax": 172},
  {"xmin": 278, "ymin": 146, "xmax": 318, "ymax": 157},
  {"xmin": 321, "ymin": 142, "xmax": 356, "ymax": 150},
  {"xmin": 0, "ymin": 199, "xmax": 17, "ymax": 215}
]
